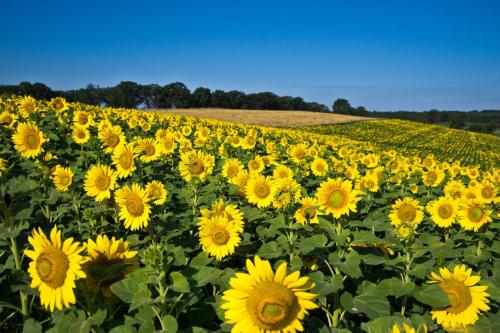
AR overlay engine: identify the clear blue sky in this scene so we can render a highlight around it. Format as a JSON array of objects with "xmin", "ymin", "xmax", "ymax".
[{"xmin": 1, "ymin": 0, "xmax": 499, "ymax": 111}]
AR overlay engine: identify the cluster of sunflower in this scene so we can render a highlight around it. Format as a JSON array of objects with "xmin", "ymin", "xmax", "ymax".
[{"xmin": 0, "ymin": 96, "xmax": 498, "ymax": 332}]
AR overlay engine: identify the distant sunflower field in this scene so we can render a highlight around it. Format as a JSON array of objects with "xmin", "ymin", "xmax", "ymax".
[{"xmin": 0, "ymin": 96, "xmax": 498, "ymax": 333}]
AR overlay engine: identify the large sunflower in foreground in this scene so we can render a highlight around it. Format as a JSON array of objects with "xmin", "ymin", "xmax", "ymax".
[
  {"xmin": 389, "ymin": 197, "xmax": 424, "ymax": 227},
  {"xmin": 24, "ymin": 226, "xmax": 87, "ymax": 311},
  {"xmin": 84, "ymin": 164, "xmax": 117, "ymax": 202},
  {"xmin": 12, "ymin": 122, "xmax": 47, "ymax": 158},
  {"xmin": 245, "ymin": 175, "xmax": 277, "ymax": 208},
  {"xmin": 114, "ymin": 183, "xmax": 151, "ymax": 230},
  {"xmin": 112, "ymin": 143, "xmax": 137, "ymax": 179},
  {"xmin": 221, "ymin": 256, "xmax": 318, "ymax": 333},
  {"xmin": 84, "ymin": 235, "xmax": 137, "ymax": 298},
  {"xmin": 198, "ymin": 215, "xmax": 240, "ymax": 260},
  {"xmin": 457, "ymin": 200, "xmax": 492, "ymax": 231},
  {"xmin": 426, "ymin": 196, "xmax": 458, "ymax": 228},
  {"xmin": 316, "ymin": 178, "xmax": 361, "ymax": 218},
  {"xmin": 429, "ymin": 265, "xmax": 490, "ymax": 329}
]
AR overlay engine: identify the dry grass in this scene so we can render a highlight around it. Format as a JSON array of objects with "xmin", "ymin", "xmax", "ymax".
[{"xmin": 160, "ymin": 108, "xmax": 371, "ymax": 127}]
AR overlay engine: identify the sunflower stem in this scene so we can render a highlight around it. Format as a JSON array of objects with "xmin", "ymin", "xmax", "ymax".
[{"xmin": 10, "ymin": 237, "xmax": 28, "ymax": 317}]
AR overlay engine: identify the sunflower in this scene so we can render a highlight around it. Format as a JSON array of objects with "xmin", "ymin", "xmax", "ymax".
[
  {"xmin": 294, "ymin": 197, "xmax": 323, "ymax": 224},
  {"xmin": 316, "ymin": 178, "xmax": 361, "ymax": 219},
  {"xmin": 24, "ymin": 226, "xmax": 87, "ymax": 311},
  {"xmin": 457, "ymin": 200, "xmax": 492, "ymax": 231},
  {"xmin": 98, "ymin": 124, "xmax": 126, "ymax": 153},
  {"xmin": 0, "ymin": 111, "xmax": 18, "ymax": 128},
  {"xmin": 198, "ymin": 216, "xmax": 240, "ymax": 260},
  {"xmin": 18, "ymin": 96, "xmax": 37, "ymax": 118},
  {"xmin": 392, "ymin": 322, "xmax": 427, "ymax": 333},
  {"xmin": 422, "ymin": 169, "xmax": 445, "ymax": 187},
  {"xmin": 50, "ymin": 97, "xmax": 69, "ymax": 114},
  {"xmin": 112, "ymin": 143, "xmax": 137, "ymax": 179},
  {"xmin": 221, "ymin": 256, "xmax": 318, "ymax": 333},
  {"xmin": 179, "ymin": 150, "xmax": 214, "ymax": 182},
  {"xmin": 200, "ymin": 199, "xmax": 245, "ymax": 233},
  {"xmin": 0, "ymin": 156, "xmax": 7, "ymax": 177},
  {"xmin": 232, "ymin": 170, "xmax": 250, "ymax": 195},
  {"xmin": 137, "ymin": 138, "xmax": 163, "ymax": 163},
  {"xmin": 84, "ymin": 235, "xmax": 137, "ymax": 298},
  {"xmin": 273, "ymin": 177, "xmax": 301, "ymax": 209},
  {"xmin": 356, "ymin": 173, "xmax": 380, "ymax": 193},
  {"xmin": 115, "ymin": 183, "xmax": 151, "ymax": 230},
  {"xmin": 12, "ymin": 122, "xmax": 47, "ymax": 158},
  {"xmin": 84, "ymin": 164, "xmax": 117, "ymax": 202},
  {"xmin": 73, "ymin": 110, "xmax": 93, "ymax": 127},
  {"xmin": 159, "ymin": 132, "xmax": 177, "ymax": 155},
  {"xmin": 389, "ymin": 197, "xmax": 424, "ymax": 227},
  {"xmin": 71, "ymin": 125, "xmax": 90, "ymax": 145},
  {"xmin": 444, "ymin": 180, "xmax": 466, "ymax": 200},
  {"xmin": 222, "ymin": 158, "xmax": 244, "ymax": 181},
  {"xmin": 310, "ymin": 158, "xmax": 328, "ymax": 177},
  {"xmin": 426, "ymin": 197, "xmax": 458, "ymax": 228},
  {"xmin": 248, "ymin": 156, "xmax": 265, "ymax": 174},
  {"xmin": 289, "ymin": 144, "xmax": 308, "ymax": 164},
  {"xmin": 52, "ymin": 165, "xmax": 74, "ymax": 192},
  {"xmin": 145, "ymin": 180, "xmax": 167, "ymax": 205},
  {"xmin": 428, "ymin": 265, "xmax": 490, "ymax": 329},
  {"xmin": 476, "ymin": 181, "xmax": 497, "ymax": 203},
  {"xmin": 245, "ymin": 175, "xmax": 277, "ymax": 208},
  {"xmin": 273, "ymin": 164, "xmax": 294, "ymax": 180}
]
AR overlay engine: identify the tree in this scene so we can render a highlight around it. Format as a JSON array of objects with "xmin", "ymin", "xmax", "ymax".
[
  {"xmin": 332, "ymin": 98, "xmax": 352, "ymax": 114},
  {"xmin": 353, "ymin": 106, "xmax": 368, "ymax": 116},
  {"xmin": 154, "ymin": 82, "xmax": 192, "ymax": 108},
  {"xmin": 192, "ymin": 87, "xmax": 212, "ymax": 107},
  {"xmin": 449, "ymin": 112, "xmax": 467, "ymax": 129},
  {"xmin": 106, "ymin": 81, "xmax": 141, "ymax": 108},
  {"xmin": 427, "ymin": 109, "xmax": 440, "ymax": 123}
]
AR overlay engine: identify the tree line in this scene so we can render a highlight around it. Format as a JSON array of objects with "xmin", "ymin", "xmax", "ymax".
[
  {"xmin": 1, "ymin": 81, "xmax": 497, "ymax": 134},
  {"xmin": 0, "ymin": 81, "xmax": 329, "ymax": 112}
]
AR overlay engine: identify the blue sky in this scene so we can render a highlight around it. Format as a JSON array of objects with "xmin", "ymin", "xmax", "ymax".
[{"xmin": 1, "ymin": 0, "xmax": 499, "ymax": 110}]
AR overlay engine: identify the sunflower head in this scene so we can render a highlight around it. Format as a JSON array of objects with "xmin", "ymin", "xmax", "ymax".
[
  {"xmin": 245, "ymin": 175, "xmax": 277, "ymax": 208},
  {"xmin": 115, "ymin": 183, "xmax": 151, "ymax": 230},
  {"xmin": 198, "ymin": 215, "xmax": 241, "ymax": 260},
  {"xmin": 221, "ymin": 256, "xmax": 318, "ymax": 333},
  {"xmin": 426, "ymin": 197, "xmax": 458, "ymax": 228},
  {"xmin": 52, "ymin": 165, "xmax": 74, "ymax": 192},
  {"xmin": 145, "ymin": 180, "xmax": 168, "ymax": 205},
  {"xmin": 389, "ymin": 197, "xmax": 424, "ymax": 227},
  {"xmin": 112, "ymin": 143, "xmax": 137, "ymax": 179},
  {"xmin": 24, "ymin": 226, "xmax": 87, "ymax": 311},
  {"xmin": 12, "ymin": 122, "xmax": 47, "ymax": 158},
  {"xmin": 316, "ymin": 178, "xmax": 361, "ymax": 218},
  {"xmin": 458, "ymin": 200, "xmax": 492, "ymax": 232},
  {"xmin": 429, "ymin": 265, "xmax": 490, "ymax": 329},
  {"xmin": 84, "ymin": 164, "xmax": 117, "ymax": 202}
]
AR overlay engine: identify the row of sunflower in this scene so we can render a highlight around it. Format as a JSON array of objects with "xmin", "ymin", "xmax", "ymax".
[{"xmin": 0, "ymin": 96, "xmax": 498, "ymax": 333}]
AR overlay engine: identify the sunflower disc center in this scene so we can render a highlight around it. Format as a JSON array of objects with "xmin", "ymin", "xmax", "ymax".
[
  {"xmin": 119, "ymin": 153, "xmax": 133, "ymax": 169},
  {"xmin": 36, "ymin": 246, "xmax": 69, "ymax": 288},
  {"xmin": 328, "ymin": 190, "xmax": 346, "ymax": 208},
  {"xmin": 255, "ymin": 184, "xmax": 270, "ymax": 199},
  {"xmin": 438, "ymin": 204, "xmax": 453, "ymax": 219},
  {"xmin": 397, "ymin": 204, "xmax": 417, "ymax": 222},
  {"xmin": 126, "ymin": 198, "xmax": 144, "ymax": 216},
  {"xmin": 107, "ymin": 135, "xmax": 119, "ymax": 148},
  {"xmin": 481, "ymin": 188, "xmax": 492, "ymax": 198},
  {"xmin": 247, "ymin": 281, "xmax": 299, "ymax": 330},
  {"xmin": 439, "ymin": 280, "xmax": 473, "ymax": 314},
  {"xmin": 95, "ymin": 175, "xmax": 110, "ymax": 191},
  {"xmin": 211, "ymin": 227, "xmax": 230, "ymax": 245},
  {"xmin": 26, "ymin": 134, "xmax": 39, "ymax": 149},
  {"xmin": 189, "ymin": 159, "xmax": 204, "ymax": 175},
  {"xmin": 468, "ymin": 207, "xmax": 484, "ymax": 223}
]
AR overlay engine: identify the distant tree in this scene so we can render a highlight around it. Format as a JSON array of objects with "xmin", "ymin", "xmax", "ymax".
[
  {"xmin": 427, "ymin": 109, "xmax": 440, "ymax": 123},
  {"xmin": 106, "ymin": 81, "xmax": 141, "ymax": 108},
  {"xmin": 192, "ymin": 87, "xmax": 212, "ymax": 107},
  {"xmin": 226, "ymin": 90, "xmax": 245, "ymax": 109},
  {"xmin": 332, "ymin": 98, "xmax": 352, "ymax": 114},
  {"xmin": 353, "ymin": 106, "xmax": 368, "ymax": 116},
  {"xmin": 140, "ymin": 84, "xmax": 161, "ymax": 109},
  {"xmin": 449, "ymin": 112, "xmax": 467, "ymax": 129},
  {"xmin": 154, "ymin": 82, "xmax": 192, "ymax": 108},
  {"xmin": 211, "ymin": 90, "xmax": 230, "ymax": 108}
]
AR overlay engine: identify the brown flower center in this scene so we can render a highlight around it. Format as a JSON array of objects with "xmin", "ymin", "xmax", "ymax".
[
  {"xmin": 468, "ymin": 207, "xmax": 484, "ymax": 223},
  {"xmin": 126, "ymin": 197, "xmax": 144, "ymax": 217},
  {"xmin": 255, "ymin": 183, "xmax": 270, "ymax": 199},
  {"xmin": 438, "ymin": 203, "xmax": 453, "ymax": 219},
  {"xmin": 227, "ymin": 165, "xmax": 239, "ymax": 178},
  {"xmin": 189, "ymin": 159, "xmax": 205, "ymax": 175},
  {"xmin": 328, "ymin": 190, "xmax": 346, "ymax": 209},
  {"xmin": 26, "ymin": 133, "xmax": 40, "ymax": 149},
  {"xmin": 106, "ymin": 134, "xmax": 120, "ymax": 148},
  {"xmin": 481, "ymin": 187, "xmax": 493, "ymax": 199},
  {"xmin": 439, "ymin": 280, "xmax": 472, "ymax": 314},
  {"xmin": 247, "ymin": 281, "xmax": 299, "ymax": 330},
  {"xmin": 36, "ymin": 245, "xmax": 69, "ymax": 288},
  {"xmin": 397, "ymin": 203, "xmax": 417, "ymax": 222},
  {"xmin": 211, "ymin": 226, "xmax": 230, "ymax": 245},
  {"xmin": 119, "ymin": 152, "xmax": 133, "ymax": 169},
  {"xmin": 95, "ymin": 175, "xmax": 110, "ymax": 191},
  {"xmin": 60, "ymin": 175, "xmax": 71, "ymax": 186}
]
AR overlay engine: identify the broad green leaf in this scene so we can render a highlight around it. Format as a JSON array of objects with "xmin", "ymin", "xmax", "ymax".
[
  {"xmin": 170, "ymin": 271, "xmax": 190, "ymax": 293},
  {"xmin": 413, "ymin": 284, "xmax": 450, "ymax": 308}
]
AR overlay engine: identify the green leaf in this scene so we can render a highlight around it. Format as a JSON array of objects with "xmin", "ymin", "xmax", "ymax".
[
  {"xmin": 23, "ymin": 318, "xmax": 42, "ymax": 333},
  {"xmin": 192, "ymin": 266, "xmax": 222, "ymax": 287},
  {"xmin": 376, "ymin": 277, "xmax": 415, "ymax": 298},
  {"xmin": 170, "ymin": 271, "xmax": 190, "ymax": 293},
  {"xmin": 298, "ymin": 234, "xmax": 328, "ymax": 254},
  {"xmin": 257, "ymin": 241, "xmax": 283, "ymax": 259},
  {"xmin": 338, "ymin": 251, "xmax": 362, "ymax": 278},
  {"xmin": 110, "ymin": 273, "xmax": 152, "ymax": 311},
  {"xmin": 109, "ymin": 325, "xmax": 135, "ymax": 333},
  {"xmin": 413, "ymin": 284, "xmax": 450, "ymax": 308},
  {"xmin": 350, "ymin": 294, "xmax": 390, "ymax": 320},
  {"xmin": 161, "ymin": 315, "xmax": 178, "ymax": 333}
]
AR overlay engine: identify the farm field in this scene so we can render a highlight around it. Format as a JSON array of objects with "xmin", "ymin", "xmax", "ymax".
[
  {"xmin": 161, "ymin": 108, "xmax": 371, "ymax": 127},
  {"xmin": 0, "ymin": 96, "xmax": 499, "ymax": 333},
  {"xmin": 303, "ymin": 119, "xmax": 500, "ymax": 169}
]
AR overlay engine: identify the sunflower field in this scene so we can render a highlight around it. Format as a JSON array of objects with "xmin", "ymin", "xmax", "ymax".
[{"xmin": 0, "ymin": 96, "xmax": 499, "ymax": 333}]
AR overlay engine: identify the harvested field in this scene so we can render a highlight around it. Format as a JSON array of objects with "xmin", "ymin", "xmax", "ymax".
[{"xmin": 160, "ymin": 108, "xmax": 370, "ymax": 127}]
